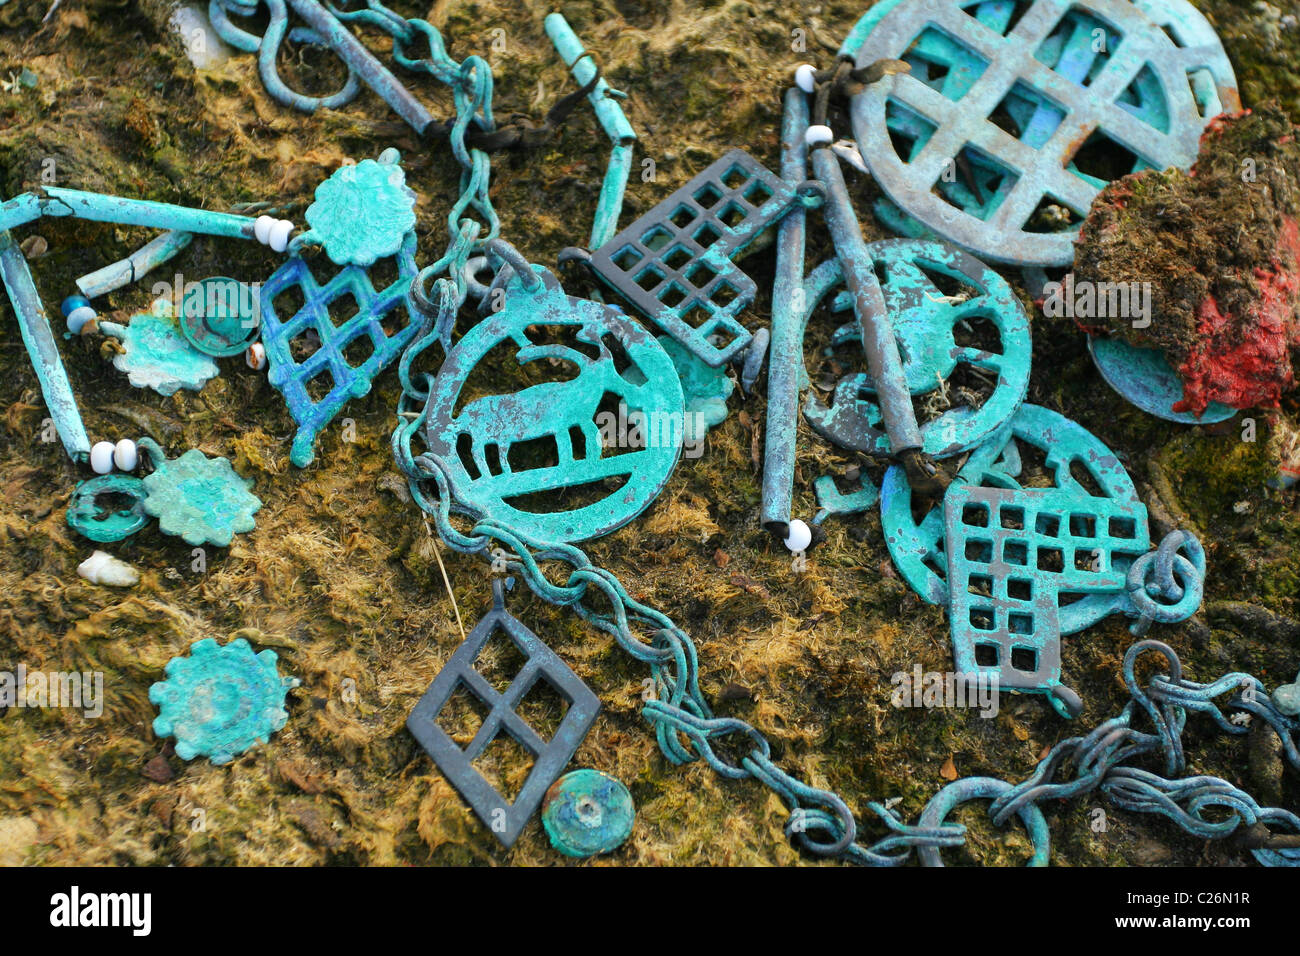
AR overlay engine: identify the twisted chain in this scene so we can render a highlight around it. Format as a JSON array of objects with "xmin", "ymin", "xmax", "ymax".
[{"xmin": 337, "ymin": 6, "xmax": 1300, "ymax": 866}]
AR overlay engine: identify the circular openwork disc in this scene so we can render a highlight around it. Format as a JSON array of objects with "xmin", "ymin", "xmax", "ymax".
[
  {"xmin": 179, "ymin": 276, "xmax": 261, "ymax": 357},
  {"xmin": 880, "ymin": 402, "xmax": 1139, "ymax": 633},
  {"xmin": 67, "ymin": 474, "xmax": 150, "ymax": 543},
  {"xmin": 848, "ymin": 0, "xmax": 1224, "ymax": 267},
  {"xmin": 424, "ymin": 268, "xmax": 685, "ymax": 544},
  {"xmin": 802, "ymin": 238, "xmax": 1031, "ymax": 459}
]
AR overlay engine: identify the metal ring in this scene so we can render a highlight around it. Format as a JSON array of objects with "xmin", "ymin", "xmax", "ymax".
[{"xmin": 917, "ymin": 777, "xmax": 1051, "ymax": 866}]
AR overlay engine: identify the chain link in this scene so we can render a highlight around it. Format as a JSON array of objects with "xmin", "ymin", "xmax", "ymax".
[{"xmin": 356, "ymin": 7, "xmax": 1300, "ymax": 866}]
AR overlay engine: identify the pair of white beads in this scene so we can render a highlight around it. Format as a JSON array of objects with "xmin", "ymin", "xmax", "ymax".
[
  {"xmin": 252, "ymin": 215, "xmax": 294, "ymax": 253},
  {"xmin": 89, "ymin": 439, "xmax": 138, "ymax": 475},
  {"xmin": 793, "ymin": 64, "xmax": 835, "ymax": 147}
]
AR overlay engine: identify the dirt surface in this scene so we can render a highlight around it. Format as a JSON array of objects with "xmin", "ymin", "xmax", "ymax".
[{"xmin": 0, "ymin": 0, "xmax": 1297, "ymax": 867}]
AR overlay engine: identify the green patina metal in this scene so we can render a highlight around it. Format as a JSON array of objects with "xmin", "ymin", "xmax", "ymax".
[
  {"xmin": 801, "ymin": 238, "xmax": 1032, "ymax": 459},
  {"xmin": 138, "ymin": 438, "xmax": 262, "ymax": 547},
  {"xmin": 843, "ymin": 0, "xmax": 1237, "ymax": 267},
  {"xmin": 0, "ymin": 228, "xmax": 90, "ymax": 461},
  {"xmin": 542, "ymin": 769, "xmax": 636, "ymax": 858},
  {"xmin": 1275, "ymin": 672, "xmax": 1300, "ymax": 717},
  {"xmin": 66, "ymin": 474, "xmax": 150, "ymax": 543},
  {"xmin": 881, "ymin": 403, "xmax": 1144, "ymax": 636},
  {"xmin": 150, "ymin": 637, "xmax": 299, "ymax": 765},
  {"xmin": 657, "ymin": 334, "xmax": 732, "ymax": 444},
  {"xmin": 178, "ymin": 276, "xmax": 262, "ymax": 358},
  {"xmin": 943, "ymin": 482, "xmax": 1152, "ymax": 716},
  {"xmin": 301, "ymin": 155, "xmax": 418, "ymax": 267},
  {"xmin": 1088, "ymin": 336, "xmax": 1235, "ymax": 425},
  {"xmin": 101, "ymin": 302, "xmax": 219, "ymax": 396},
  {"xmin": 421, "ymin": 266, "xmax": 684, "ymax": 544}
]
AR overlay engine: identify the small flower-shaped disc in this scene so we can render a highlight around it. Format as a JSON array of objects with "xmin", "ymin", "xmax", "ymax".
[
  {"xmin": 150, "ymin": 638, "xmax": 299, "ymax": 765},
  {"xmin": 141, "ymin": 446, "xmax": 261, "ymax": 547},
  {"xmin": 304, "ymin": 158, "xmax": 417, "ymax": 267}
]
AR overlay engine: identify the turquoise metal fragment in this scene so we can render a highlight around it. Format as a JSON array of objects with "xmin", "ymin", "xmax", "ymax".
[
  {"xmin": 542, "ymin": 769, "xmax": 635, "ymax": 858},
  {"xmin": 178, "ymin": 276, "xmax": 262, "ymax": 357},
  {"xmin": 138, "ymin": 438, "xmax": 262, "ymax": 547},
  {"xmin": 150, "ymin": 637, "xmax": 299, "ymax": 765},
  {"xmin": 658, "ymin": 334, "xmax": 731, "ymax": 444},
  {"xmin": 881, "ymin": 403, "xmax": 1144, "ymax": 636},
  {"xmin": 302, "ymin": 156, "xmax": 417, "ymax": 266},
  {"xmin": 102, "ymin": 302, "xmax": 219, "ymax": 396},
  {"xmin": 943, "ymin": 482, "xmax": 1152, "ymax": 716},
  {"xmin": 1274, "ymin": 672, "xmax": 1300, "ymax": 717},
  {"xmin": 422, "ymin": 266, "xmax": 684, "ymax": 544},
  {"xmin": 66, "ymin": 474, "xmax": 150, "ymax": 543},
  {"xmin": 1088, "ymin": 336, "xmax": 1235, "ymax": 425},
  {"xmin": 0, "ymin": 229, "xmax": 91, "ymax": 461},
  {"xmin": 842, "ymin": 0, "xmax": 1237, "ymax": 267}
]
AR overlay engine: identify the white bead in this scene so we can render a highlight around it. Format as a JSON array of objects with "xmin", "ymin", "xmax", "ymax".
[
  {"xmin": 67, "ymin": 305, "xmax": 96, "ymax": 334},
  {"xmin": 113, "ymin": 438, "xmax": 138, "ymax": 472},
  {"xmin": 254, "ymin": 214, "xmax": 274, "ymax": 244},
  {"xmin": 784, "ymin": 519, "xmax": 812, "ymax": 553},
  {"xmin": 794, "ymin": 64, "xmax": 818, "ymax": 94},
  {"xmin": 805, "ymin": 125, "xmax": 834, "ymax": 147},
  {"xmin": 89, "ymin": 441, "xmax": 116, "ymax": 474},
  {"xmin": 245, "ymin": 342, "xmax": 267, "ymax": 370},
  {"xmin": 268, "ymin": 219, "xmax": 293, "ymax": 253}
]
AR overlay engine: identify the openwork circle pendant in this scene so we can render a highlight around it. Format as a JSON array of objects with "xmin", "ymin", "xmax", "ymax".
[
  {"xmin": 423, "ymin": 268, "xmax": 685, "ymax": 544},
  {"xmin": 847, "ymin": 0, "xmax": 1235, "ymax": 267}
]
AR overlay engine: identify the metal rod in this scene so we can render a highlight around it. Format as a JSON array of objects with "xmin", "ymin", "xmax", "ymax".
[
  {"xmin": 77, "ymin": 230, "xmax": 193, "ymax": 299},
  {"xmin": 592, "ymin": 142, "xmax": 634, "ymax": 250},
  {"xmin": 760, "ymin": 88, "xmax": 811, "ymax": 533},
  {"xmin": 0, "ymin": 193, "xmax": 42, "ymax": 232},
  {"xmin": 0, "ymin": 230, "xmax": 90, "ymax": 461},
  {"xmin": 811, "ymin": 146, "xmax": 923, "ymax": 455},
  {"xmin": 545, "ymin": 12, "xmax": 636, "ymax": 251},
  {"xmin": 40, "ymin": 187, "xmax": 256, "ymax": 239},
  {"xmin": 544, "ymin": 13, "xmax": 636, "ymax": 145},
  {"xmin": 285, "ymin": 0, "xmax": 436, "ymax": 135}
]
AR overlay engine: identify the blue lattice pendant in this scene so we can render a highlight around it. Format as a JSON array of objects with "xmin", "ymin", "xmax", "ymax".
[
  {"xmin": 260, "ymin": 230, "xmax": 420, "ymax": 466},
  {"xmin": 845, "ymin": 0, "xmax": 1238, "ymax": 267}
]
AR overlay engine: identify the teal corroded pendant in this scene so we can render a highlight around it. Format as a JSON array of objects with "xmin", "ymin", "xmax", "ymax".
[
  {"xmin": 138, "ymin": 438, "xmax": 262, "ymax": 547},
  {"xmin": 542, "ymin": 769, "xmax": 635, "ymax": 858},
  {"xmin": 66, "ymin": 474, "xmax": 150, "ymax": 543},
  {"xmin": 178, "ymin": 276, "xmax": 262, "ymax": 358},
  {"xmin": 422, "ymin": 266, "xmax": 684, "ymax": 543},
  {"xmin": 101, "ymin": 300, "xmax": 219, "ymax": 396},
  {"xmin": 150, "ymin": 637, "xmax": 299, "ymax": 765},
  {"xmin": 658, "ymin": 335, "xmax": 732, "ymax": 444},
  {"xmin": 301, "ymin": 152, "xmax": 417, "ymax": 267}
]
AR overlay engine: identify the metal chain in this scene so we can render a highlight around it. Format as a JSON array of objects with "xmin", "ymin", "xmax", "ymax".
[{"xmin": 338, "ymin": 7, "xmax": 1300, "ymax": 866}]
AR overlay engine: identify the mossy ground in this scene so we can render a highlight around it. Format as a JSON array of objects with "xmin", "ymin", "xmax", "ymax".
[{"xmin": 0, "ymin": 0, "xmax": 1296, "ymax": 867}]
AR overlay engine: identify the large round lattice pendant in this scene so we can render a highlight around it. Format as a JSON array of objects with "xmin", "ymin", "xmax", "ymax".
[{"xmin": 847, "ymin": 0, "xmax": 1237, "ymax": 267}]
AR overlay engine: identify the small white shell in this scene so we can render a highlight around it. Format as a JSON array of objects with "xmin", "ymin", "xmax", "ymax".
[
  {"xmin": 245, "ymin": 342, "xmax": 267, "ymax": 370},
  {"xmin": 794, "ymin": 64, "xmax": 818, "ymax": 94},
  {"xmin": 77, "ymin": 550, "xmax": 139, "ymax": 587},
  {"xmin": 253, "ymin": 214, "xmax": 275, "ymax": 244},
  {"xmin": 805, "ymin": 125, "xmax": 834, "ymax": 147},
  {"xmin": 268, "ymin": 219, "xmax": 294, "ymax": 253},
  {"xmin": 784, "ymin": 518, "xmax": 812, "ymax": 553},
  {"xmin": 113, "ymin": 438, "xmax": 138, "ymax": 472},
  {"xmin": 66, "ymin": 305, "xmax": 97, "ymax": 334},
  {"xmin": 89, "ymin": 441, "xmax": 116, "ymax": 475}
]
